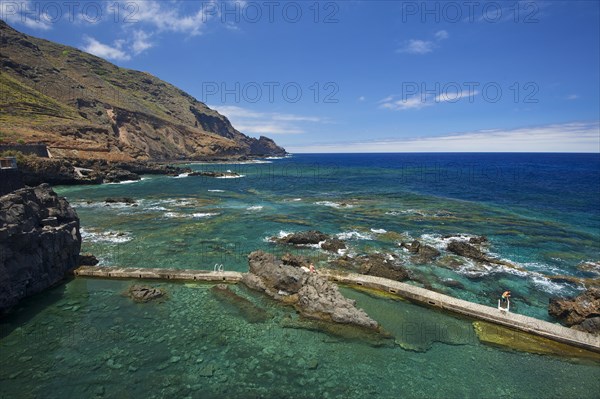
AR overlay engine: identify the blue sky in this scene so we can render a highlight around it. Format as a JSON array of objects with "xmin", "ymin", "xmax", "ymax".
[{"xmin": 2, "ymin": 0, "xmax": 599, "ymax": 152}]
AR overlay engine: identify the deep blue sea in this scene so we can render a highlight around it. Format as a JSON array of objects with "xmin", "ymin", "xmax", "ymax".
[{"xmin": 1, "ymin": 153, "xmax": 599, "ymax": 398}]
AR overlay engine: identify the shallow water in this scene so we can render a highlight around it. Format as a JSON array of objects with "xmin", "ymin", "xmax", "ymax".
[
  {"xmin": 1, "ymin": 278, "xmax": 599, "ymax": 399},
  {"xmin": 56, "ymin": 154, "xmax": 600, "ymax": 319},
  {"xmin": 2, "ymin": 153, "xmax": 599, "ymax": 397}
]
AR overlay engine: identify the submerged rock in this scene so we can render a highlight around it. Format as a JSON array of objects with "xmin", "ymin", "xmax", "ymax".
[
  {"xmin": 242, "ymin": 251, "xmax": 380, "ymax": 331},
  {"xmin": 548, "ymin": 288, "xmax": 600, "ymax": 334},
  {"xmin": 104, "ymin": 197, "xmax": 136, "ymax": 205},
  {"xmin": 473, "ymin": 321, "xmax": 600, "ymax": 361},
  {"xmin": 577, "ymin": 261, "xmax": 600, "ymax": 276},
  {"xmin": 127, "ymin": 285, "xmax": 166, "ymax": 303},
  {"xmin": 210, "ymin": 284, "xmax": 270, "ymax": 323}
]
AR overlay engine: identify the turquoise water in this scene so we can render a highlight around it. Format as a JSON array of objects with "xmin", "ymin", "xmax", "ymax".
[
  {"xmin": 1, "ymin": 278, "xmax": 599, "ymax": 398},
  {"xmin": 1, "ymin": 153, "xmax": 599, "ymax": 397}
]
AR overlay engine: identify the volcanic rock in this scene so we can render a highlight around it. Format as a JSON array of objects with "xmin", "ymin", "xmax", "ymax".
[
  {"xmin": 400, "ymin": 240, "xmax": 440, "ymax": 264},
  {"xmin": 0, "ymin": 184, "xmax": 81, "ymax": 314},
  {"xmin": 242, "ymin": 251, "xmax": 379, "ymax": 330},
  {"xmin": 127, "ymin": 285, "xmax": 166, "ymax": 303},
  {"xmin": 548, "ymin": 288, "xmax": 600, "ymax": 334},
  {"xmin": 275, "ymin": 230, "xmax": 330, "ymax": 246}
]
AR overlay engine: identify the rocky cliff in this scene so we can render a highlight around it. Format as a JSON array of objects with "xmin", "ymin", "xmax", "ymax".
[
  {"xmin": 0, "ymin": 20, "xmax": 286, "ymax": 161},
  {"xmin": 0, "ymin": 184, "xmax": 81, "ymax": 315}
]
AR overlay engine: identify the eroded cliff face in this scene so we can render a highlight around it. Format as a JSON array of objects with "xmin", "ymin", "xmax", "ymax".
[
  {"xmin": 0, "ymin": 20, "xmax": 286, "ymax": 161},
  {"xmin": 0, "ymin": 184, "xmax": 81, "ymax": 314}
]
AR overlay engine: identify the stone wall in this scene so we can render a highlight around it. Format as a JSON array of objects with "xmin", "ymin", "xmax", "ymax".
[
  {"xmin": 0, "ymin": 184, "xmax": 81, "ymax": 314},
  {"xmin": 0, "ymin": 144, "xmax": 49, "ymax": 158}
]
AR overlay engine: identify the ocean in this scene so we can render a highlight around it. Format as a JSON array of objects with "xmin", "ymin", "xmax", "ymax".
[{"xmin": 1, "ymin": 153, "xmax": 599, "ymax": 398}]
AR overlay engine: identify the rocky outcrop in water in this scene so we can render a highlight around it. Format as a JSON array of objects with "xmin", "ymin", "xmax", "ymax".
[
  {"xmin": 275, "ymin": 230, "xmax": 330, "ymax": 246},
  {"xmin": 78, "ymin": 253, "xmax": 99, "ymax": 266},
  {"xmin": 400, "ymin": 240, "xmax": 440, "ymax": 264},
  {"xmin": 331, "ymin": 253, "xmax": 410, "ymax": 282},
  {"xmin": 127, "ymin": 285, "xmax": 166, "ymax": 303},
  {"xmin": 0, "ymin": 184, "xmax": 81, "ymax": 314},
  {"xmin": 242, "ymin": 251, "xmax": 379, "ymax": 331},
  {"xmin": 321, "ymin": 238, "xmax": 347, "ymax": 253},
  {"xmin": 548, "ymin": 288, "xmax": 600, "ymax": 335},
  {"xmin": 188, "ymin": 171, "xmax": 241, "ymax": 178},
  {"xmin": 446, "ymin": 240, "xmax": 491, "ymax": 263}
]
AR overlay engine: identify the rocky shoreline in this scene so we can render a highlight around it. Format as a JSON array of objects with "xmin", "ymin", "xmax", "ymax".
[
  {"xmin": 0, "ymin": 184, "xmax": 81, "ymax": 315},
  {"xmin": 2, "ymin": 151, "xmax": 276, "ymax": 186}
]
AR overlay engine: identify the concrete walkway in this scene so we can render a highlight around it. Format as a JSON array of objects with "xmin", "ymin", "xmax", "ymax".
[
  {"xmin": 74, "ymin": 266, "xmax": 243, "ymax": 282},
  {"xmin": 72, "ymin": 266, "xmax": 600, "ymax": 353},
  {"xmin": 319, "ymin": 270, "xmax": 600, "ymax": 354}
]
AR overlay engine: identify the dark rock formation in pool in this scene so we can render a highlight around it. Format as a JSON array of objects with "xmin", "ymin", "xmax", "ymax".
[
  {"xmin": 331, "ymin": 253, "xmax": 410, "ymax": 282},
  {"xmin": 0, "ymin": 184, "xmax": 81, "ymax": 314},
  {"xmin": 127, "ymin": 285, "xmax": 167, "ymax": 303},
  {"xmin": 242, "ymin": 251, "xmax": 379, "ymax": 331},
  {"xmin": 548, "ymin": 288, "xmax": 600, "ymax": 335}
]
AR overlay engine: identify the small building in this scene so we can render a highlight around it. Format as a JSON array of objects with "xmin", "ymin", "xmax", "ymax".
[{"xmin": 0, "ymin": 157, "xmax": 18, "ymax": 169}]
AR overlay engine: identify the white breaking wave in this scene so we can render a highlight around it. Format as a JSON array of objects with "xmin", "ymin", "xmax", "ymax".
[
  {"xmin": 370, "ymin": 228, "xmax": 387, "ymax": 234},
  {"xmin": 164, "ymin": 212, "xmax": 218, "ymax": 219},
  {"xmin": 246, "ymin": 205, "xmax": 264, "ymax": 211},
  {"xmin": 208, "ymin": 189, "xmax": 225, "ymax": 192},
  {"xmin": 192, "ymin": 212, "xmax": 219, "ymax": 218},
  {"xmin": 336, "ymin": 231, "xmax": 373, "ymax": 240},
  {"xmin": 174, "ymin": 173, "xmax": 189, "ymax": 179},
  {"xmin": 106, "ymin": 179, "xmax": 140, "ymax": 185},
  {"xmin": 80, "ymin": 228, "xmax": 132, "ymax": 244},
  {"xmin": 530, "ymin": 275, "xmax": 570, "ymax": 295},
  {"xmin": 315, "ymin": 201, "xmax": 354, "ymax": 209},
  {"xmin": 419, "ymin": 233, "xmax": 476, "ymax": 251}
]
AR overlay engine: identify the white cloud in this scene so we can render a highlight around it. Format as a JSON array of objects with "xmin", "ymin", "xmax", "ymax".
[
  {"xmin": 434, "ymin": 89, "xmax": 479, "ymax": 103},
  {"xmin": 435, "ymin": 30, "xmax": 449, "ymax": 40},
  {"xmin": 82, "ymin": 36, "xmax": 131, "ymax": 61},
  {"xmin": 131, "ymin": 30, "xmax": 153, "ymax": 55},
  {"xmin": 566, "ymin": 94, "xmax": 579, "ymax": 100},
  {"xmin": 380, "ymin": 89, "xmax": 478, "ymax": 111},
  {"xmin": 287, "ymin": 122, "xmax": 600, "ymax": 153},
  {"xmin": 121, "ymin": 0, "xmax": 215, "ymax": 36},
  {"xmin": 397, "ymin": 30, "xmax": 450, "ymax": 55},
  {"xmin": 209, "ymin": 105, "xmax": 325, "ymax": 135},
  {"xmin": 380, "ymin": 96, "xmax": 432, "ymax": 111},
  {"xmin": 358, "ymin": 96, "xmax": 366, "ymax": 102},
  {"xmin": 80, "ymin": 29, "xmax": 154, "ymax": 61},
  {"xmin": 397, "ymin": 39, "xmax": 435, "ymax": 55}
]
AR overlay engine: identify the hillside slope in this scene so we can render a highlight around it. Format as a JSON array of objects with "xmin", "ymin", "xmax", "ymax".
[{"xmin": 0, "ymin": 20, "xmax": 285, "ymax": 161}]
